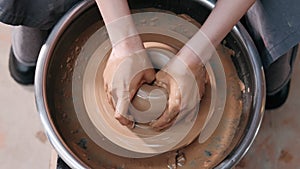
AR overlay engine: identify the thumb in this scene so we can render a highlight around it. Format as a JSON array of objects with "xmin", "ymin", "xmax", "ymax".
[
  {"xmin": 114, "ymin": 93, "xmax": 135, "ymax": 128},
  {"xmin": 144, "ymin": 69, "xmax": 156, "ymax": 84}
]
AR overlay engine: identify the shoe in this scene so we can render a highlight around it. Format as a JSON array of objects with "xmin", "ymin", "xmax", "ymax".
[
  {"xmin": 8, "ymin": 47, "xmax": 36, "ymax": 85},
  {"xmin": 265, "ymin": 80, "xmax": 290, "ymax": 109},
  {"xmin": 56, "ymin": 157, "xmax": 71, "ymax": 169}
]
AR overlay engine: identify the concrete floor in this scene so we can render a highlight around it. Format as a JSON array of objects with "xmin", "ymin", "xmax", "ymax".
[
  {"xmin": 0, "ymin": 23, "xmax": 54, "ymax": 169},
  {"xmin": 0, "ymin": 22, "xmax": 300, "ymax": 169},
  {"xmin": 235, "ymin": 49, "xmax": 300, "ymax": 168}
]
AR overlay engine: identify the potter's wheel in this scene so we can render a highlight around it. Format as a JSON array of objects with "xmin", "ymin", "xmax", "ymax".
[
  {"xmin": 36, "ymin": 1, "xmax": 265, "ymax": 168},
  {"xmin": 73, "ymin": 12, "xmax": 227, "ymax": 158},
  {"xmin": 80, "ymin": 41, "xmax": 207, "ymax": 156}
]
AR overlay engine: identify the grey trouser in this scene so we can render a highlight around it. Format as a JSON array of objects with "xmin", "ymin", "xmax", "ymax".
[
  {"xmin": 0, "ymin": 0, "xmax": 81, "ymax": 66},
  {"xmin": 264, "ymin": 46, "xmax": 298, "ymax": 95},
  {"xmin": 11, "ymin": 26, "xmax": 49, "ymax": 66}
]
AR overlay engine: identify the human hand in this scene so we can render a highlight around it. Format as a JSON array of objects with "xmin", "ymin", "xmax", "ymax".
[
  {"xmin": 103, "ymin": 38, "xmax": 155, "ymax": 128},
  {"xmin": 150, "ymin": 48, "xmax": 206, "ymax": 131}
]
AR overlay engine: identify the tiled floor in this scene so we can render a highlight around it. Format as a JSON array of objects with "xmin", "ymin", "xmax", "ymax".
[{"xmin": 0, "ymin": 22, "xmax": 300, "ymax": 169}]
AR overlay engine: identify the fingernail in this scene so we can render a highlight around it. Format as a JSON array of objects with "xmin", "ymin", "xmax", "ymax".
[
  {"xmin": 161, "ymin": 83, "xmax": 167, "ymax": 89},
  {"xmin": 127, "ymin": 115, "xmax": 134, "ymax": 121},
  {"xmin": 128, "ymin": 121, "xmax": 135, "ymax": 129},
  {"xmin": 158, "ymin": 82, "xmax": 164, "ymax": 86},
  {"xmin": 114, "ymin": 113, "xmax": 121, "ymax": 119},
  {"xmin": 175, "ymin": 91, "xmax": 181, "ymax": 97},
  {"xmin": 175, "ymin": 99, "xmax": 180, "ymax": 105}
]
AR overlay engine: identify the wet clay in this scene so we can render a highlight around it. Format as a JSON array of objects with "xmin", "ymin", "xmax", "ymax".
[
  {"xmin": 87, "ymin": 37, "xmax": 209, "ymax": 153},
  {"xmin": 102, "ymin": 49, "xmax": 155, "ymax": 121},
  {"xmin": 51, "ymin": 10, "xmax": 246, "ymax": 169},
  {"xmin": 129, "ymin": 84, "xmax": 168, "ymax": 123},
  {"xmin": 83, "ymin": 29, "xmax": 241, "ymax": 157}
]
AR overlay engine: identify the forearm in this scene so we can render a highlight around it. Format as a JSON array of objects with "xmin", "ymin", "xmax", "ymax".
[
  {"xmin": 95, "ymin": 0, "xmax": 144, "ymax": 55},
  {"xmin": 182, "ymin": 0, "xmax": 255, "ymax": 66},
  {"xmin": 95, "ymin": 0, "xmax": 131, "ymax": 23},
  {"xmin": 201, "ymin": 0, "xmax": 256, "ymax": 46}
]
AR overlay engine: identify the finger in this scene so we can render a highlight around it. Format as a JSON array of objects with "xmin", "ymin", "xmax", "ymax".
[
  {"xmin": 115, "ymin": 113, "xmax": 135, "ymax": 128},
  {"xmin": 150, "ymin": 108, "xmax": 179, "ymax": 129},
  {"xmin": 151, "ymin": 75, "xmax": 181, "ymax": 129},
  {"xmin": 104, "ymin": 83, "xmax": 115, "ymax": 109},
  {"xmin": 114, "ymin": 91, "xmax": 134, "ymax": 124},
  {"xmin": 150, "ymin": 96, "xmax": 180, "ymax": 128},
  {"xmin": 155, "ymin": 71, "xmax": 169, "ymax": 85},
  {"xmin": 155, "ymin": 71, "xmax": 174, "ymax": 94},
  {"xmin": 143, "ymin": 69, "xmax": 156, "ymax": 84},
  {"xmin": 152, "ymin": 115, "xmax": 178, "ymax": 131},
  {"xmin": 128, "ymin": 69, "xmax": 155, "ymax": 99},
  {"xmin": 106, "ymin": 91, "xmax": 114, "ymax": 109},
  {"xmin": 129, "ymin": 73, "xmax": 145, "ymax": 100}
]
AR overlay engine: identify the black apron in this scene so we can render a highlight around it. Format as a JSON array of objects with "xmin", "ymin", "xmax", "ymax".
[
  {"xmin": 0, "ymin": 0, "xmax": 81, "ymax": 30},
  {"xmin": 245, "ymin": 0, "xmax": 300, "ymax": 67}
]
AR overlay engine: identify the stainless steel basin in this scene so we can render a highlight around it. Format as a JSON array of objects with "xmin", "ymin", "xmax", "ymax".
[{"xmin": 35, "ymin": 0, "xmax": 265, "ymax": 168}]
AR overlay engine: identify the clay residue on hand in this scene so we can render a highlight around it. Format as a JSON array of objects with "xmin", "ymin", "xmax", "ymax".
[{"xmin": 103, "ymin": 50, "xmax": 155, "ymax": 116}]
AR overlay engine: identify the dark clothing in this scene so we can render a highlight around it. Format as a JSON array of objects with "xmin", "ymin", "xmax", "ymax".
[
  {"xmin": 0, "ymin": 0, "xmax": 299, "ymax": 94},
  {"xmin": 1, "ymin": 0, "xmax": 299, "ymax": 65},
  {"xmin": 244, "ymin": 0, "xmax": 300, "ymax": 94},
  {"xmin": 0, "ymin": 0, "xmax": 81, "ymax": 30},
  {"xmin": 245, "ymin": 0, "xmax": 300, "ymax": 67}
]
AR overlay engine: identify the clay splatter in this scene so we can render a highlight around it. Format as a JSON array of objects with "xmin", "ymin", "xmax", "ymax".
[
  {"xmin": 279, "ymin": 150, "xmax": 293, "ymax": 163},
  {"xmin": 204, "ymin": 150, "xmax": 212, "ymax": 157},
  {"xmin": 77, "ymin": 138, "xmax": 88, "ymax": 150},
  {"xmin": 35, "ymin": 131, "xmax": 47, "ymax": 144}
]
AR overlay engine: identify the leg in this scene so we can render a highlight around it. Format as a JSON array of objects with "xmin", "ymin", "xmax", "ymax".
[
  {"xmin": 265, "ymin": 45, "xmax": 298, "ymax": 109},
  {"xmin": 9, "ymin": 26, "xmax": 49, "ymax": 85}
]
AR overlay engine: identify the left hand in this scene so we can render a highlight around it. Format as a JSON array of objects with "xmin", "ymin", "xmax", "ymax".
[{"xmin": 150, "ymin": 51, "xmax": 206, "ymax": 130}]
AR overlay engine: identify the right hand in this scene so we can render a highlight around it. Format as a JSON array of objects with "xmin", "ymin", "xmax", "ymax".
[{"xmin": 103, "ymin": 37, "xmax": 155, "ymax": 128}]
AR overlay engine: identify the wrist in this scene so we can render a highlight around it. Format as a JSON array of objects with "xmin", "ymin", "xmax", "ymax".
[
  {"xmin": 176, "ymin": 46, "xmax": 204, "ymax": 70},
  {"xmin": 174, "ymin": 47, "xmax": 206, "ymax": 81},
  {"xmin": 112, "ymin": 35, "xmax": 145, "ymax": 58},
  {"xmin": 106, "ymin": 15, "xmax": 140, "ymax": 46},
  {"xmin": 183, "ymin": 30, "xmax": 216, "ymax": 65}
]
